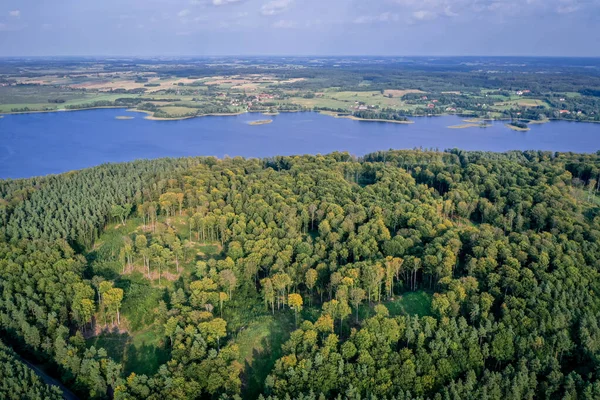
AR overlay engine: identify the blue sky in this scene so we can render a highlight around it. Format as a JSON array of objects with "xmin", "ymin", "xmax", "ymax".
[{"xmin": 0, "ymin": 0, "xmax": 598, "ymax": 56}]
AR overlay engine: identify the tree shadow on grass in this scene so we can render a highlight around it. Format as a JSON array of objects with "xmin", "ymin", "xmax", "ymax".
[
  {"xmin": 86, "ymin": 328, "xmax": 130, "ymax": 364},
  {"xmin": 243, "ymin": 339, "xmax": 276, "ymax": 399},
  {"xmin": 87, "ymin": 327, "xmax": 170, "ymax": 377},
  {"xmin": 242, "ymin": 316, "xmax": 293, "ymax": 399},
  {"xmin": 123, "ymin": 341, "xmax": 170, "ymax": 377}
]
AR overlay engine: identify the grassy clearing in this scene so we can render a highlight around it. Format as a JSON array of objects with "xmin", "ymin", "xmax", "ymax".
[
  {"xmin": 493, "ymin": 98, "xmax": 548, "ymax": 109},
  {"xmin": 86, "ymin": 326, "xmax": 169, "ymax": 376},
  {"xmin": 329, "ymin": 90, "xmax": 406, "ymax": 107},
  {"xmin": 123, "ymin": 328, "xmax": 169, "ymax": 376},
  {"xmin": 234, "ymin": 313, "xmax": 294, "ymax": 397},
  {"xmin": 87, "ymin": 218, "xmax": 170, "ymax": 377},
  {"xmin": 383, "ymin": 89, "xmax": 425, "ymax": 97},
  {"xmin": 352, "ymin": 291, "xmax": 433, "ymax": 321},
  {"xmin": 117, "ymin": 275, "xmax": 165, "ymax": 331},
  {"xmin": 157, "ymin": 106, "xmax": 198, "ymax": 116},
  {"xmin": 385, "ymin": 291, "xmax": 433, "ymax": 317},
  {"xmin": 282, "ymin": 96, "xmax": 347, "ymax": 109},
  {"xmin": 86, "ymin": 332, "xmax": 129, "ymax": 364},
  {"xmin": 571, "ymin": 187, "xmax": 600, "ymax": 207}
]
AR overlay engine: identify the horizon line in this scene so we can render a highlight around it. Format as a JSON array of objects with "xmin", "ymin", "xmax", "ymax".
[{"xmin": 1, "ymin": 54, "xmax": 600, "ymax": 59}]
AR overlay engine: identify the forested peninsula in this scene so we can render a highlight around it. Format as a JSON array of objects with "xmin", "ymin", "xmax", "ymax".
[{"xmin": 1, "ymin": 149, "xmax": 600, "ymax": 399}]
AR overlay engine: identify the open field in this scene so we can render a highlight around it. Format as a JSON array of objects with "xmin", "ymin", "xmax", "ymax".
[
  {"xmin": 156, "ymin": 106, "xmax": 198, "ymax": 115},
  {"xmin": 383, "ymin": 89, "xmax": 425, "ymax": 97},
  {"xmin": 1, "ymin": 58, "xmax": 599, "ymax": 124},
  {"xmin": 494, "ymin": 98, "xmax": 548, "ymax": 108}
]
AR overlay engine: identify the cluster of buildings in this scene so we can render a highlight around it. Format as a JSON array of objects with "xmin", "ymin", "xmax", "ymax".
[
  {"xmin": 516, "ymin": 90, "xmax": 531, "ymax": 96},
  {"xmin": 353, "ymin": 101, "xmax": 376, "ymax": 111}
]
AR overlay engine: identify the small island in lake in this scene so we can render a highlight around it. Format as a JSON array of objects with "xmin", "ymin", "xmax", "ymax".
[
  {"xmin": 506, "ymin": 121, "xmax": 530, "ymax": 131},
  {"xmin": 449, "ymin": 122, "xmax": 491, "ymax": 129},
  {"xmin": 115, "ymin": 116, "xmax": 135, "ymax": 120},
  {"xmin": 248, "ymin": 119, "xmax": 273, "ymax": 126}
]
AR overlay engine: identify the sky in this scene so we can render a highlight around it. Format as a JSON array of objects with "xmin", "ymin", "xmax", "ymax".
[{"xmin": 0, "ymin": 0, "xmax": 599, "ymax": 57}]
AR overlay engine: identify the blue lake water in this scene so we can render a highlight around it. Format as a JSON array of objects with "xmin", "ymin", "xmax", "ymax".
[{"xmin": 1, "ymin": 109, "xmax": 599, "ymax": 179}]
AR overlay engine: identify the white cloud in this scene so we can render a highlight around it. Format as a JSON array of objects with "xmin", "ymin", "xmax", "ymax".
[
  {"xmin": 556, "ymin": 0, "xmax": 581, "ymax": 13},
  {"xmin": 391, "ymin": 0, "xmax": 589, "ymax": 19},
  {"xmin": 261, "ymin": 0, "xmax": 294, "ymax": 16},
  {"xmin": 178, "ymin": 9, "xmax": 191, "ymax": 17},
  {"xmin": 444, "ymin": 6, "xmax": 459, "ymax": 17},
  {"xmin": 412, "ymin": 10, "xmax": 435, "ymax": 20},
  {"xmin": 557, "ymin": 5, "xmax": 579, "ymax": 13},
  {"xmin": 0, "ymin": 21, "xmax": 26, "ymax": 31},
  {"xmin": 213, "ymin": 0, "xmax": 245, "ymax": 5},
  {"xmin": 305, "ymin": 19, "xmax": 323, "ymax": 27},
  {"xmin": 273, "ymin": 19, "xmax": 296, "ymax": 28},
  {"xmin": 354, "ymin": 12, "xmax": 399, "ymax": 24},
  {"xmin": 9, "ymin": 10, "xmax": 20, "ymax": 18}
]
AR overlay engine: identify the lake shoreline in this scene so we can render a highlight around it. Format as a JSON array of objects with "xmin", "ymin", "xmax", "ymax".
[
  {"xmin": 3, "ymin": 109, "xmax": 600, "ymax": 180},
  {"xmin": 317, "ymin": 111, "xmax": 414, "ymax": 124},
  {"xmin": 2, "ymin": 107, "xmax": 599, "ymax": 126}
]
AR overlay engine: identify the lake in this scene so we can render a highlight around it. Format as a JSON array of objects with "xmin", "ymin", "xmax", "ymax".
[{"xmin": 1, "ymin": 109, "xmax": 599, "ymax": 179}]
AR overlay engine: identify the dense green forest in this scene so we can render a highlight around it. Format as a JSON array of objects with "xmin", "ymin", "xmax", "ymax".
[
  {"xmin": 0, "ymin": 339, "xmax": 64, "ymax": 399},
  {"xmin": 2, "ymin": 149, "xmax": 600, "ymax": 399}
]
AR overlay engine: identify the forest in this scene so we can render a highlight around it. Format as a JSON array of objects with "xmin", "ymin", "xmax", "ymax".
[{"xmin": 1, "ymin": 148, "xmax": 600, "ymax": 399}]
